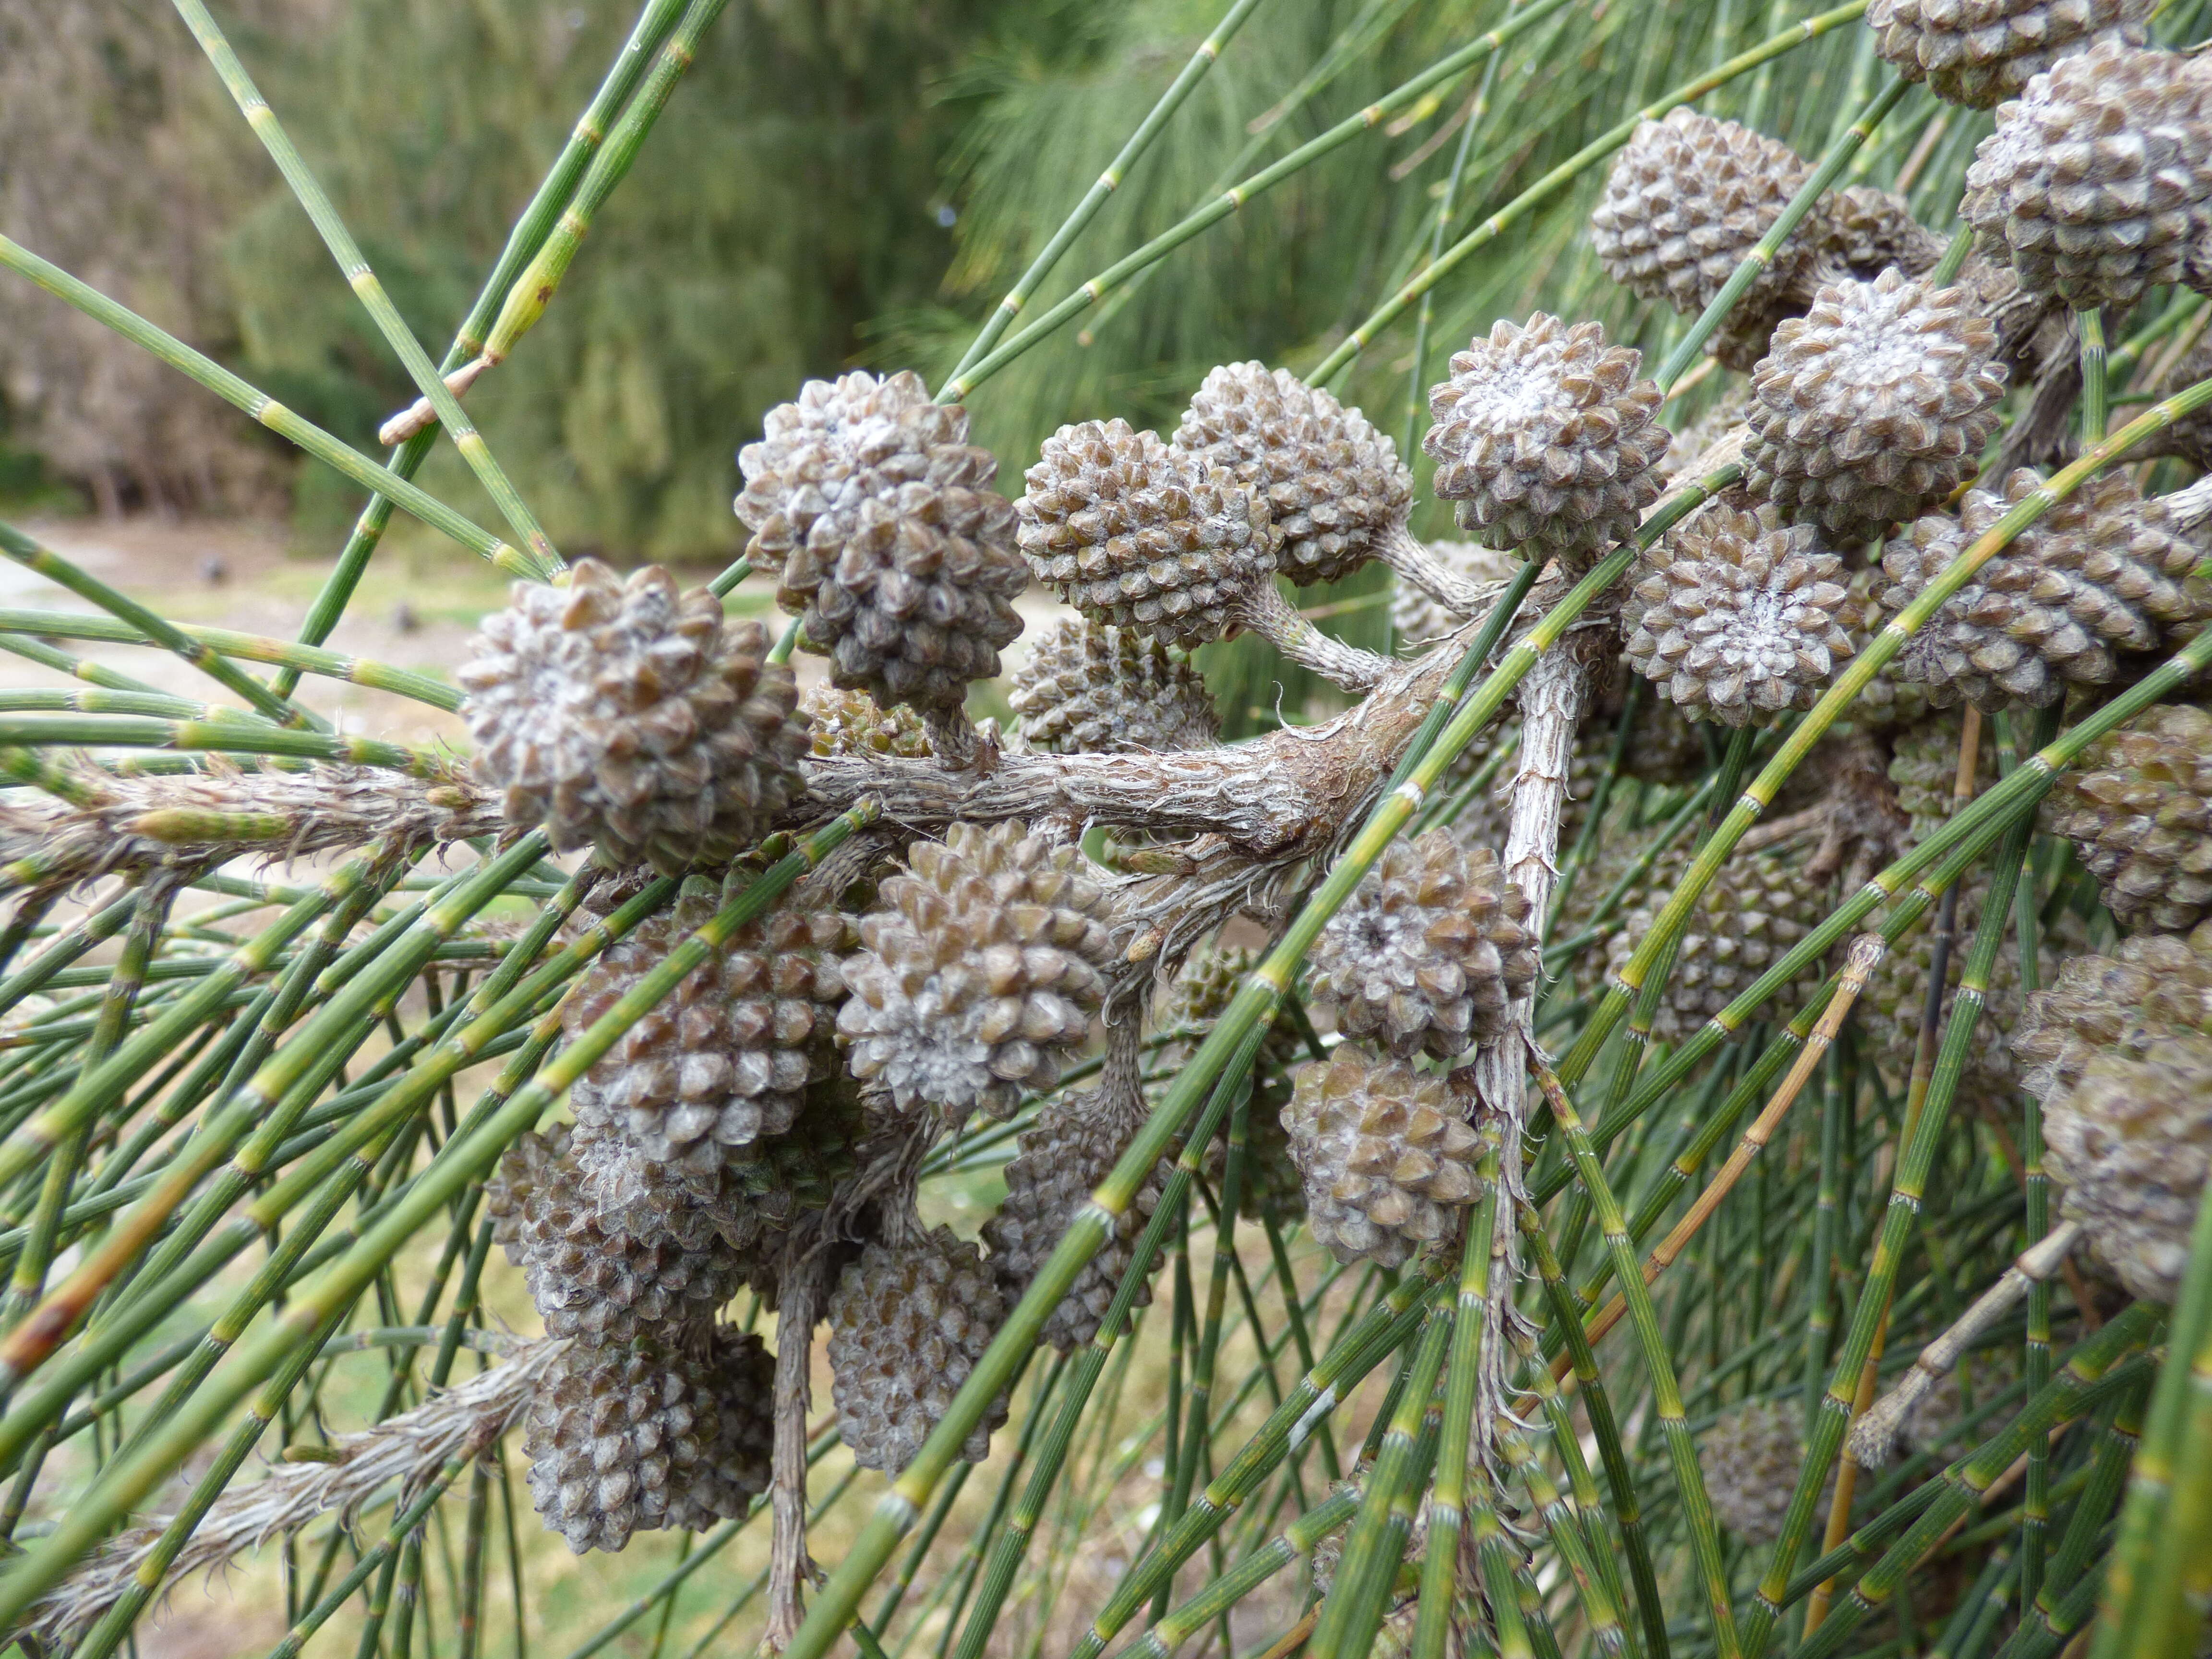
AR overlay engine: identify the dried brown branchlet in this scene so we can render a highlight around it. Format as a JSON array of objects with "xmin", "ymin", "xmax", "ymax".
[
  {"xmin": 1622, "ymin": 503, "xmax": 1856, "ymax": 724},
  {"xmin": 459, "ymin": 559, "xmax": 805, "ymax": 874},
  {"xmin": 735, "ymin": 370, "xmax": 1029, "ymax": 717},
  {"xmin": 1423, "ymin": 313, "xmax": 1670, "ymax": 567}
]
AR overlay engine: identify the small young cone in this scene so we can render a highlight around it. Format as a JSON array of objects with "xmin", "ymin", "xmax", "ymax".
[
  {"xmin": 1008, "ymin": 616, "xmax": 1218, "ymax": 755},
  {"xmin": 2044, "ymin": 701, "xmax": 2212, "ymax": 932}
]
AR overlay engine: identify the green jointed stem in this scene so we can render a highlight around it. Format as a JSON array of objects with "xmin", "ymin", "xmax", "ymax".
[
  {"xmin": 277, "ymin": 0, "xmax": 686, "ymax": 695},
  {"xmin": 939, "ymin": 0, "xmax": 1579, "ymax": 401},
  {"xmin": 1532, "ymin": 1057, "xmax": 1740, "ymax": 1659},
  {"xmin": 2089, "ymin": 1163, "xmax": 2212, "ymax": 1655},
  {"xmin": 0, "ymin": 522, "xmax": 315, "ymax": 731},
  {"xmin": 0, "ymin": 714, "xmax": 431, "ymax": 773},
  {"xmin": 1308, "ymin": 1310, "xmax": 1451, "ymax": 1659},
  {"xmin": 0, "ymin": 803, "xmax": 876, "ymax": 1631},
  {"xmin": 169, "ymin": 0, "xmax": 560, "ymax": 572},
  {"xmin": 1792, "ymin": 1308, "xmax": 2163, "ymax": 1659},
  {"xmin": 2079, "ymin": 306, "xmax": 2108, "ymax": 447},
  {"xmin": 941, "ymin": 0, "xmax": 1267, "ymax": 389},
  {"xmin": 1411, "ymin": 1177, "xmax": 1500, "ymax": 1659},
  {"xmin": 944, "ymin": 1024, "xmax": 1266, "ymax": 1659},
  {"xmin": 1306, "ymin": 0, "xmax": 1874, "ymax": 387},
  {"xmin": 1747, "ymin": 798, "xmax": 2039, "ymax": 1658},
  {"xmin": 0, "ymin": 237, "xmax": 546, "ymax": 580},
  {"xmin": 481, "ymin": 0, "xmax": 733, "ymax": 366}
]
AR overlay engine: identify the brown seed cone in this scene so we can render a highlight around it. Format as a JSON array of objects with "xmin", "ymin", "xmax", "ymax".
[
  {"xmin": 826, "ymin": 1223, "xmax": 1008, "ymax": 1469},
  {"xmin": 1622, "ymin": 503, "xmax": 1857, "ymax": 724},
  {"xmin": 2013, "ymin": 924, "xmax": 2212, "ymax": 1301},
  {"xmin": 1818, "ymin": 184, "xmax": 1949, "ymax": 278},
  {"xmin": 1888, "ymin": 711, "xmax": 1999, "ymax": 844},
  {"xmin": 836, "ymin": 820, "xmax": 1119, "ymax": 1123},
  {"xmin": 522, "ymin": 1332, "xmax": 769, "ymax": 1553},
  {"xmin": 1882, "ymin": 469, "xmax": 2211, "ymax": 711},
  {"xmin": 1306, "ymin": 830, "xmax": 1538, "ymax": 1061},
  {"xmin": 1589, "ymin": 109, "xmax": 1823, "ymax": 370},
  {"xmin": 982, "ymin": 1091, "xmax": 1172, "ymax": 1350},
  {"xmin": 496, "ymin": 1130, "xmax": 751, "ymax": 1347},
  {"xmin": 1016, "ymin": 419, "xmax": 1279, "ymax": 650},
  {"xmin": 733, "ymin": 371, "xmax": 1028, "ymax": 713},
  {"xmin": 1390, "ymin": 541, "xmax": 1523, "ymax": 646},
  {"xmin": 1869, "ymin": 0, "xmax": 2151, "ymax": 108},
  {"xmin": 458, "ymin": 560, "xmax": 806, "ymax": 875},
  {"xmin": 1961, "ymin": 41, "xmax": 2212, "ymax": 311},
  {"xmin": 486, "ymin": 1123, "xmax": 571, "ymax": 1262},
  {"xmin": 1171, "ymin": 363, "xmax": 1414, "ymax": 587},
  {"xmin": 1860, "ymin": 872, "xmax": 2084, "ymax": 1115},
  {"xmin": 1704, "ymin": 1401, "xmax": 1835, "ymax": 1544},
  {"xmin": 802, "ymin": 683, "xmax": 933, "ymax": 761},
  {"xmin": 1283, "ymin": 1049, "xmax": 1488, "ymax": 1268},
  {"xmin": 1424, "ymin": 314, "xmax": 1670, "ymax": 565},
  {"xmin": 1007, "ymin": 617, "xmax": 1219, "ymax": 755},
  {"xmin": 1744, "ymin": 271, "xmax": 2009, "ymax": 548},
  {"xmin": 1604, "ymin": 850, "xmax": 1828, "ymax": 1045},
  {"xmin": 2044, "ymin": 701, "xmax": 2212, "ymax": 931},
  {"xmin": 563, "ymin": 874, "xmax": 855, "ymax": 1186}
]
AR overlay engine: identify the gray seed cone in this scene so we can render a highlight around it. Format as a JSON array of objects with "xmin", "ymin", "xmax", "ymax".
[
  {"xmin": 2044, "ymin": 700, "xmax": 2212, "ymax": 931},
  {"xmin": 1883, "ymin": 469, "xmax": 2210, "ymax": 711},
  {"xmin": 2014, "ymin": 924, "xmax": 2212, "ymax": 1301},
  {"xmin": 826, "ymin": 1223, "xmax": 1008, "ymax": 1470},
  {"xmin": 734, "ymin": 370, "xmax": 1029, "ymax": 713},
  {"xmin": 1171, "ymin": 362, "xmax": 1413, "ymax": 587},
  {"xmin": 1818, "ymin": 184, "xmax": 1949, "ymax": 278},
  {"xmin": 1704, "ymin": 1401, "xmax": 1835, "ymax": 1544},
  {"xmin": 459, "ymin": 560, "xmax": 806, "ymax": 875},
  {"xmin": 1008, "ymin": 617, "xmax": 1218, "ymax": 755},
  {"xmin": 1888, "ymin": 711, "xmax": 1999, "ymax": 843},
  {"xmin": 1869, "ymin": 0, "xmax": 2152, "ymax": 108},
  {"xmin": 565, "ymin": 874, "xmax": 854, "ymax": 1186},
  {"xmin": 982, "ymin": 1091, "xmax": 1172, "ymax": 1350},
  {"xmin": 1016, "ymin": 419, "xmax": 1279, "ymax": 650},
  {"xmin": 1605, "ymin": 850, "xmax": 1827, "ymax": 1044},
  {"xmin": 1960, "ymin": 40, "xmax": 2212, "ymax": 311},
  {"xmin": 1424, "ymin": 314, "xmax": 1670, "ymax": 565},
  {"xmin": 493, "ymin": 1129, "xmax": 750, "ymax": 1347},
  {"xmin": 1590, "ymin": 109, "xmax": 1822, "ymax": 370},
  {"xmin": 836, "ymin": 820, "xmax": 1119, "ymax": 1123},
  {"xmin": 1622, "ymin": 502, "xmax": 1857, "ymax": 724},
  {"xmin": 522, "ymin": 1333, "xmax": 768, "ymax": 1554},
  {"xmin": 1283, "ymin": 1048, "xmax": 1488, "ymax": 1269},
  {"xmin": 1745, "ymin": 270, "xmax": 2009, "ymax": 547},
  {"xmin": 1306, "ymin": 829, "xmax": 1538, "ymax": 1061}
]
